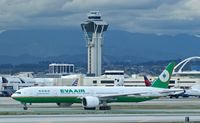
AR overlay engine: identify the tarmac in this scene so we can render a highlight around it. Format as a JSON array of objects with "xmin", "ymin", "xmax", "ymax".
[{"xmin": 1, "ymin": 97, "xmax": 200, "ymax": 122}]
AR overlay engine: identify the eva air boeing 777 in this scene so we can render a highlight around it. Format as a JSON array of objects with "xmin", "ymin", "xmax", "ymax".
[{"xmin": 12, "ymin": 62, "xmax": 183, "ymax": 110}]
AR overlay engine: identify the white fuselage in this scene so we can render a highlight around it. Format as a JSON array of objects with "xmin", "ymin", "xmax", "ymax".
[
  {"xmin": 12, "ymin": 86, "xmax": 177, "ymax": 98},
  {"xmin": 11, "ymin": 86, "xmax": 183, "ymax": 110}
]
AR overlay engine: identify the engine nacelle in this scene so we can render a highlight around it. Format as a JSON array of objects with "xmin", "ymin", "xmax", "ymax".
[{"xmin": 82, "ymin": 96, "xmax": 100, "ymax": 108}]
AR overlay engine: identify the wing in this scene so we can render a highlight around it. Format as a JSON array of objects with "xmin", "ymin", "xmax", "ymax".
[
  {"xmin": 159, "ymin": 88, "xmax": 184, "ymax": 95},
  {"xmin": 98, "ymin": 91, "xmax": 149, "ymax": 98},
  {"xmin": 77, "ymin": 91, "xmax": 149, "ymax": 100},
  {"xmin": 77, "ymin": 88, "xmax": 184, "ymax": 100},
  {"xmin": 98, "ymin": 88, "xmax": 184, "ymax": 98}
]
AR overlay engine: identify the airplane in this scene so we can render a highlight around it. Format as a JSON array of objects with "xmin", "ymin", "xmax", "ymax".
[{"xmin": 11, "ymin": 62, "xmax": 184, "ymax": 110}]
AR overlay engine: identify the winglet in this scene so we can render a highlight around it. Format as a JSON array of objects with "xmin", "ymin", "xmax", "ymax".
[{"xmin": 151, "ymin": 62, "xmax": 175, "ymax": 88}]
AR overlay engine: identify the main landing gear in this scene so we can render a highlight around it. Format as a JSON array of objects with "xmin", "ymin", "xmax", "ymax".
[
  {"xmin": 23, "ymin": 103, "xmax": 28, "ymax": 110},
  {"xmin": 83, "ymin": 106, "xmax": 111, "ymax": 110},
  {"xmin": 84, "ymin": 107, "xmax": 96, "ymax": 110},
  {"xmin": 99, "ymin": 102, "xmax": 111, "ymax": 110},
  {"xmin": 99, "ymin": 105, "xmax": 111, "ymax": 110}
]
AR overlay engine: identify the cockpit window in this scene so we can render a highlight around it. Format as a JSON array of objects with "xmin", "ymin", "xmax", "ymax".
[{"xmin": 16, "ymin": 92, "xmax": 21, "ymax": 94}]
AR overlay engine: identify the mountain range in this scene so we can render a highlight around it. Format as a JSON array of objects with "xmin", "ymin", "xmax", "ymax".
[{"xmin": 0, "ymin": 28, "xmax": 199, "ymax": 64}]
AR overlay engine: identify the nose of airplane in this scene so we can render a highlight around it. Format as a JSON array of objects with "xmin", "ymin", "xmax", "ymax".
[
  {"xmin": 11, "ymin": 93, "xmax": 20, "ymax": 102},
  {"xmin": 11, "ymin": 93, "xmax": 16, "ymax": 98},
  {"xmin": 11, "ymin": 92, "xmax": 19, "ymax": 99}
]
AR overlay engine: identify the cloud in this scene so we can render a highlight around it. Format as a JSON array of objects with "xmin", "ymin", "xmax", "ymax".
[
  {"xmin": 62, "ymin": 0, "xmax": 164, "ymax": 11},
  {"xmin": 0, "ymin": 29, "xmax": 6, "ymax": 34},
  {"xmin": 195, "ymin": 34, "xmax": 200, "ymax": 38},
  {"xmin": 0, "ymin": 0, "xmax": 199, "ymax": 35},
  {"xmin": 105, "ymin": 0, "xmax": 200, "ymax": 35}
]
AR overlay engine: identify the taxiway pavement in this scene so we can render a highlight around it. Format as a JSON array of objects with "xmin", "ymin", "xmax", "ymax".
[{"xmin": 0, "ymin": 97, "xmax": 200, "ymax": 122}]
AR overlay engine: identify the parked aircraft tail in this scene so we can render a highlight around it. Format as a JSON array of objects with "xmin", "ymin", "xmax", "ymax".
[
  {"xmin": 72, "ymin": 78, "xmax": 78, "ymax": 86},
  {"xmin": 144, "ymin": 75, "xmax": 151, "ymax": 86}
]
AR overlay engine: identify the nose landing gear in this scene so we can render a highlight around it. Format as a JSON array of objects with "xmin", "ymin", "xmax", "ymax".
[{"xmin": 23, "ymin": 103, "xmax": 28, "ymax": 110}]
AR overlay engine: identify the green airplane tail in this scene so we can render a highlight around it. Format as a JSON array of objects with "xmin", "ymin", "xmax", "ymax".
[{"xmin": 151, "ymin": 62, "xmax": 175, "ymax": 88}]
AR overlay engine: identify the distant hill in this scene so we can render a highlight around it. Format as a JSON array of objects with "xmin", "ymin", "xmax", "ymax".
[
  {"xmin": 105, "ymin": 30, "xmax": 200, "ymax": 61},
  {"xmin": 0, "ymin": 29, "xmax": 199, "ymax": 64}
]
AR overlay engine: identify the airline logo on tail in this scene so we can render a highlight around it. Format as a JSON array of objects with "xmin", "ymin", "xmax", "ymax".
[
  {"xmin": 151, "ymin": 62, "xmax": 175, "ymax": 88},
  {"xmin": 159, "ymin": 70, "xmax": 170, "ymax": 83}
]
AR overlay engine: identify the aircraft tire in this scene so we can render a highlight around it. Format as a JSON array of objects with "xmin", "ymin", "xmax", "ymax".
[
  {"xmin": 23, "ymin": 107, "xmax": 28, "ymax": 110},
  {"xmin": 57, "ymin": 103, "xmax": 72, "ymax": 107},
  {"xmin": 84, "ymin": 107, "xmax": 96, "ymax": 110},
  {"xmin": 99, "ymin": 106, "xmax": 111, "ymax": 110}
]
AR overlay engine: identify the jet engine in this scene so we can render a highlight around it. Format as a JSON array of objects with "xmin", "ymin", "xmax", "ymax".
[{"xmin": 82, "ymin": 96, "xmax": 100, "ymax": 108}]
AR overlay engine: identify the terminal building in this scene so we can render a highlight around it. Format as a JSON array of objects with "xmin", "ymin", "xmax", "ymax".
[{"xmin": 49, "ymin": 63, "xmax": 74, "ymax": 75}]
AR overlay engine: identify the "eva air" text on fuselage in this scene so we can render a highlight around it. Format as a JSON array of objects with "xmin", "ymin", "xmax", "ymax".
[{"xmin": 60, "ymin": 89, "xmax": 85, "ymax": 94}]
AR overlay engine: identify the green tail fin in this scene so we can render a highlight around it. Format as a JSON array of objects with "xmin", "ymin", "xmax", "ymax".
[{"xmin": 151, "ymin": 62, "xmax": 175, "ymax": 88}]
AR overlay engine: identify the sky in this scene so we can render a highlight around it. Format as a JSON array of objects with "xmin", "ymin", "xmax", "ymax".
[{"xmin": 0, "ymin": 0, "xmax": 200, "ymax": 35}]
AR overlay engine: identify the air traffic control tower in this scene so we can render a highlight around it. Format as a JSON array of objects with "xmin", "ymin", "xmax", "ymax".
[{"xmin": 81, "ymin": 11, "xmax": 108, "ymax": 76}]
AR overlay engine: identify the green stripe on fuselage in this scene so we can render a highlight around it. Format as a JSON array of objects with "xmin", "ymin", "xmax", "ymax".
[
  {"xmin": 12, "ymin": 96, "xmax": 158, "ymax": 103},
  {"xmin": 12, "ymin": 97, "xmax": 81, "ymax": 103},
  {"xmin": 115, "ymin": 96, "xmax": 157, "ymax": 102}
]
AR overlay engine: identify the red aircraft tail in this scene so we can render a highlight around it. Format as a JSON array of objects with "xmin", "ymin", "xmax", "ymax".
[{"xmin": 144, "ymin": 75, "xmax": 151, "ymax": 86}]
